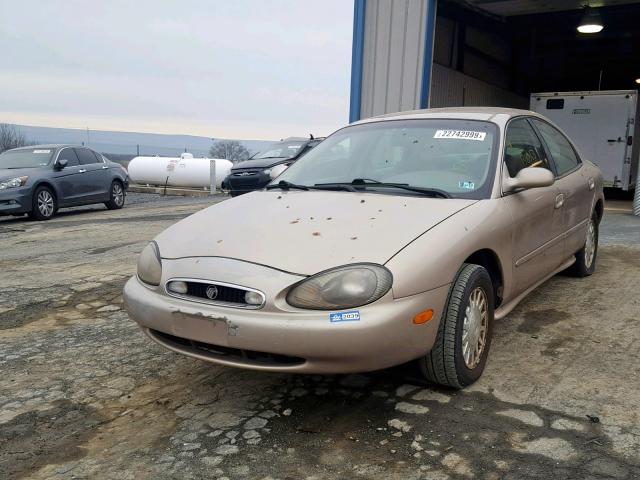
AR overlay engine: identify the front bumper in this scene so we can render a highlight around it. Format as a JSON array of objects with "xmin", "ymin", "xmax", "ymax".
[
  {"xmin": 0, "ymin": 186, "xmax": 32, "ymax": 215},
  {"xmin": 226, "ymin": 171, "xmax": 270, "ymax": 195},
  {"xmin": 123, "ymin": 260, "xmax": 450, "ymax": 374}
]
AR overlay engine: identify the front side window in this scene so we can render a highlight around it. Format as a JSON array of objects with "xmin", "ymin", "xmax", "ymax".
[
  {"xmin": 58, "ymin": 148, "xmax": 79, "ymax": 166},
  {"xmin": 503, "ymin": 118, "xmax": 551, "ymax": 178},
  {"xmin": 275, "ymin": 119, "xmax": 498, "ymax": 199},
  {"xmin": 0, "ymin": 148, "xmax": 54, "ymax": 169},
  {"xmin": 532, "ymin": 119, "xmax": 581, "ymax": 175}
]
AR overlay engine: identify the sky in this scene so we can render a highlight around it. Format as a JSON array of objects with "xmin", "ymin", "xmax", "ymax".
[{"xmin": 0, "ymin": 0, "xmax": 353, "ymax": 140}]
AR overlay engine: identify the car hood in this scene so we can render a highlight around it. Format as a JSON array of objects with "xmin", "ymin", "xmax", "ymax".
[
  {"xmin": 232, "ymin": 157, "xmax": 289, "ymax": 170},
  {"xmin": 155, "ymin": 191, "xmax": 476, "ymax": 275},
  {"xmin": 0, "ymin": 167, "xmax": 43, "ymax": 179}
]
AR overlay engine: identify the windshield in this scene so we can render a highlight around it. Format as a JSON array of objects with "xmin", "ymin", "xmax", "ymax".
[
  {"xmin": 274, "ymin": 119, "xmax": 498, "ymax": 199},
  {"xmin": 255, "ymin": 140, "xmax": 305, "ymax": 159},
  {"xmin": 0, "ymin": 148, "xmax": 54, "ymax": 169}
]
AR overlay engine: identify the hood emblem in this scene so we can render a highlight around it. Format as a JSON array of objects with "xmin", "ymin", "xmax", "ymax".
[
  {"xmin": 205, "ymin": 285, "xmax": 219, "ymax": 300},
  {"xmin": 238, "ymin": 172, "xmax": 252, "ymax": 176}
]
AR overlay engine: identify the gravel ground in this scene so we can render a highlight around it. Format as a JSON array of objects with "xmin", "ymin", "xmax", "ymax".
[{"xmin": 1, "ymin": 193, "xmax": 639, "ymax": 480}]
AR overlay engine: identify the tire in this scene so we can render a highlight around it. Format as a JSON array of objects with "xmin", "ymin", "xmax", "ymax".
[
  {"xmin": 567, "ymin": 210, "xmax": 598, "ymax": 277},
  {"xmin": 419, "ymin": 264, "xmax": 494, "ymax": 389},
  {"xmin": 29, "ymin": 186, "xmax": 57, "ymax": 221},
  {"xmin": 105, "ymin": 180, "xmax": 125, "ymax": 210}
]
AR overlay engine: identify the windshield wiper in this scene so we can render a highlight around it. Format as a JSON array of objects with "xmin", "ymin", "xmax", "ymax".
[
  {"xmin": 265, "ymin": 180, "xmax": 309, "ymax": 191},
  {"xmin": 316, "ymin": 179, "xmax": 452, "ymax": 198},
  {"xmin": 313, "ymin": 183, "xmax": 358, "ymax": 192}
]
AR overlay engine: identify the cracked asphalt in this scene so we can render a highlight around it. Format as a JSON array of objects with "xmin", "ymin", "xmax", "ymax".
[{"xmin": 1, "ymin": 193, "xmax": 639, "ymax": 480}]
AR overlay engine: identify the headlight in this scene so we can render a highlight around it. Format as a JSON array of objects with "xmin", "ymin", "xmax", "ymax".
[
  {"xmin": 137, "ymin": 241, "xmax": 162, "ymax": 286},
  {"xmin": 286, "ymin": 264, "xmax": 392, "ymax": 310},
  {"xmin": 0, "ymin": 176, "xmax": 28, "ymax": 190}
]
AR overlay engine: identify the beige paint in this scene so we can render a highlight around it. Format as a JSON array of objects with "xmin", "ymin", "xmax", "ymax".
[{"xmin": 124, "ymin": 108, "xmax": 605, "ymax": 374}]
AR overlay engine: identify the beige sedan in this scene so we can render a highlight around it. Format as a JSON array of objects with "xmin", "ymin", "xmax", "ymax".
[{"xmin": 124, "ymin": 108, "xmax": 604, "ymax": 388}]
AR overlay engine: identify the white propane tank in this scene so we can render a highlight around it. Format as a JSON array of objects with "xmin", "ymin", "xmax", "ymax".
[{"xmin": 128, "ymin": 155, "xmax": 232, "ymax": 188}]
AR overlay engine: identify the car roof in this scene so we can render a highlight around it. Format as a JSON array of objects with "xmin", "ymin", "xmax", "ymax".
[
  {"xmin": 9, "ymin": 144, "xmax": 89, "ymax": 151},
  {"xmin": 352, "ymin": 107, "xmax": 547, "ymax": 126}
]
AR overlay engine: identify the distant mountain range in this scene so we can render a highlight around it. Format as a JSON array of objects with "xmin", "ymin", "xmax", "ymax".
[{"xmin": 10, "ymin": 124, "xmax": 273, "ymax": 158}]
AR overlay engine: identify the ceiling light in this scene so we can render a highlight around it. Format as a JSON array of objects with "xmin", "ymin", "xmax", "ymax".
[{"xmin": 577, "ymin": 6, "xmax": 604, "ymax": 33}]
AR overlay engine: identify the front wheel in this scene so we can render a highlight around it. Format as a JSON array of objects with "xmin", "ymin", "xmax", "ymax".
[
  {"xmin": 418, "ymin": 264, "xmax": 494, "ymax": 389},
  {"xmin": 567, "ymin": 211, "xmax": 598, "ymax": 277},
  {"xmin": 29, "ymin": 186, "xmax": 57, "ymax": 221},
  {"xmin": 105, "ymin": 181, "xmax": 125, "ymax": 210}
]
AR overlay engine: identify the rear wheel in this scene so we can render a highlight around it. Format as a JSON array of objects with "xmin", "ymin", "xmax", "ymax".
[
  {"xmin": 418, "ymin": 264, "xmax": 494, "ymax": 389},
  {"xmin": 29, "ymin": 186, "xmax": 57, "ymax": 221},
  {"xmin": 105, "ymin": 181, "xmax": 125, "ymax": 210},
  {"xmin": 567, "ymin": 211, "xmax": 598, "ymax": 277}
]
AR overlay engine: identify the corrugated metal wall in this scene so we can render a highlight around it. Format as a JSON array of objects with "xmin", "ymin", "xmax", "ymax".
[
  {"xmin": 430, "ymin": 63, "xmax": 528, "ymax": 109},
  {"xmin": 360, "ymin": 0, "xmax": 432, "ymax": 119}
]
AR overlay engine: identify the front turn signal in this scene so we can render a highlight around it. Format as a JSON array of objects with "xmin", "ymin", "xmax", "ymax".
[{"xmin": 413, "ymin": 309, "xmax": 434, "ymax": 325}]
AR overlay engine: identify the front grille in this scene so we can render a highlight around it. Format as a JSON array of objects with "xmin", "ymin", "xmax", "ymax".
[
  {"xmin": 165, "ymin": 279, "xmax": 264, "ymax": 309},
  {"xmin": 150, "ymin": 329, "xmax": 305, "ymax": 366}
]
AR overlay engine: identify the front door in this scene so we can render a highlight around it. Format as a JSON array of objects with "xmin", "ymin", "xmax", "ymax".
[
  {"xmin": 501, "ymin": 118, "xmax": 564, "ymax": 296},
  {"xmin": 50, "ymin": 147, "xmax": 84, "ymax": 205}
]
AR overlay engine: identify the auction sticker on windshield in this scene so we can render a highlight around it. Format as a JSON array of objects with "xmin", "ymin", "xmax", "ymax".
[{"xmin": 434, "ymin": 130, "xmax": 486, "ymax": 141}]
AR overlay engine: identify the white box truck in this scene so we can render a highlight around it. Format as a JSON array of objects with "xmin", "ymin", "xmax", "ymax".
[{"xmin": 530, "ymin": 90, "xmax": 639, "ymax": 190}]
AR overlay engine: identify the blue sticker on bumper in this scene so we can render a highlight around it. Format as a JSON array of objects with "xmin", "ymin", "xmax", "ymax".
[{"xmin": 329, "ymin": 310, "xmax": 361, "ymax": 323}]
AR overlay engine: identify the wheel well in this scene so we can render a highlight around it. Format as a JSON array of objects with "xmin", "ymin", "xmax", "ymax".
[
  {"xmin": 463, "ymin": 249, "xmax": 504, "ymax": 307},
  {"xmin": 33, "ymin": 181, "xmax": 58, "ymax": 201},
  {"xmin": 594, "ymin": 199, "xmax": 603, "ymax": 223}
]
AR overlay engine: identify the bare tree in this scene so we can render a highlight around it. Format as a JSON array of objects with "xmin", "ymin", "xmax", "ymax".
[
  {"xmin": 0, "ymin": 124, "xmax": 30, "ymax": 153},
  {"xmin": 209, "ymin": 140, "xmax": 251, "ymax": 162}
]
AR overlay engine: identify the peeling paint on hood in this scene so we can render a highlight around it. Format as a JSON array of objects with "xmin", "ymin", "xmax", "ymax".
[{"xmin": 154, "ymin": 191, "xmax": 476, "ymax": 275}]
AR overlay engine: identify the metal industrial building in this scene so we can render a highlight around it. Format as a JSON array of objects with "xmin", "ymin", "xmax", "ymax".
[{"xmin": 349, "ymin": 0, "xmax": 640, "ymax": 121}]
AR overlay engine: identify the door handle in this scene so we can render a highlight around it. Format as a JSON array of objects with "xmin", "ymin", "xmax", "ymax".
[
  {"xmin": 555, "ymin": 193, "xmax": 565, "ymax": 209},
  {"xmin": 588, "ymin": 177, "xmax": 595, "ymax": 190},
  {"xmin": 78, "ymin": 169, "xmax": 87, "ymax": 173},
  {"xmin": 102, "ymin": 166, "xmax": 109, "ymax": 169}
]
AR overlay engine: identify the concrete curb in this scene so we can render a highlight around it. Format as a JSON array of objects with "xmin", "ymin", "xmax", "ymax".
[{"xmin": 128, "ymin": 184, "xmax": 229, "ymax": 198}]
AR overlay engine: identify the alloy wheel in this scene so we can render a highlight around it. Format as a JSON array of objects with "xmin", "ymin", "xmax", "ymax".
[
  {"xmin": 584, "ymin": 219, "xmax": 596, "ymax": 268},
  {"xmin": 462, "ymin": 287, "xmax": 488, "ymax": 369},
  {"xmin": 113, "ymin": 183, "xmax": 124, "ymax": 207},
  {"xmin": 37, "ymin": 190, "xmax": 54, "ymax": 217}
]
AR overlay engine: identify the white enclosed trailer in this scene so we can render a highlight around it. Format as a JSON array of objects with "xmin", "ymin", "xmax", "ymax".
[{"xmin": 530, "ymin": 90, "xmax": 639, "ymax": 190}]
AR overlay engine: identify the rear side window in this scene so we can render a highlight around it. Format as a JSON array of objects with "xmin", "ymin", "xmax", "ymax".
[
  {"xmin": 58, "ymin": 148, "xmax": 79, "ymax": 166},
  {"xmin": 75, "ymin": 148, "xmax": 99, "ymax": 165},
  {"xmin": 503, "ymin": 119, "xmax": 551, "ymax": 178},
  {"xmin": 532, "ymin": 119, "xmax": 581, "ymax": 175},
  {"xmin": 92, "ymin": 151, "xmax": 105, "ymax": 163}
]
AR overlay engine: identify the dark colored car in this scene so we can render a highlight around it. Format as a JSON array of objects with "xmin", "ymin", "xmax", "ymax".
[
  {"xmin": 223, "ymin": 136, "xmax": 323, "ymax": 196},
  {"xmin": 0, "ymin": 144, "xmax": 129, "ymax": 221}
]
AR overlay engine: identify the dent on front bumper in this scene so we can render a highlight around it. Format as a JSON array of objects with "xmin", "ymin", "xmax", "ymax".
[{"xmin": 123, "ymin": 270, "xmax": 450, "ymax": 374}]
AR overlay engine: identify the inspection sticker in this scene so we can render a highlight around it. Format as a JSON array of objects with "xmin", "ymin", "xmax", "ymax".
[
  {"xmin": 434, "ymin": 130, "xmax": 486, "ymax": 141},
  {"xmin": 329, "ymin": 310, "xmax": 361, "ymax": 323},
  {"xmin": 459, "ymin": 181, "xmax": 476, "ymax": 189}
]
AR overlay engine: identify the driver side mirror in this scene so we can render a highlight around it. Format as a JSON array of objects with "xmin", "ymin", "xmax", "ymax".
[
  {"xmin": 55, "ymin": 159, "xmax": 68, "ymax": 171},
  {"xmin": 269, "ymin": 163, "xmax": 289, "ymax": 179},
  {"xmin": 504, "ymin": 167, "xmax": 554, "ymax": 192}
]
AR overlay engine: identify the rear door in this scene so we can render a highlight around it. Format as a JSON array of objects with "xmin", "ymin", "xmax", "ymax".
[
  {"xmin": 501, "ymin": 118, "xmax": 564, "ymax": 296},
  {"xmin": 74, "ymin": 147, "xmax": 111, "ymax": 202},
  {"xmin": 531, "ymin": 119, "xmax": 594, "ymax": 258},
  {"xmin": 50, "ymin": 147, "xmax": 84, "ymax": 205}
]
